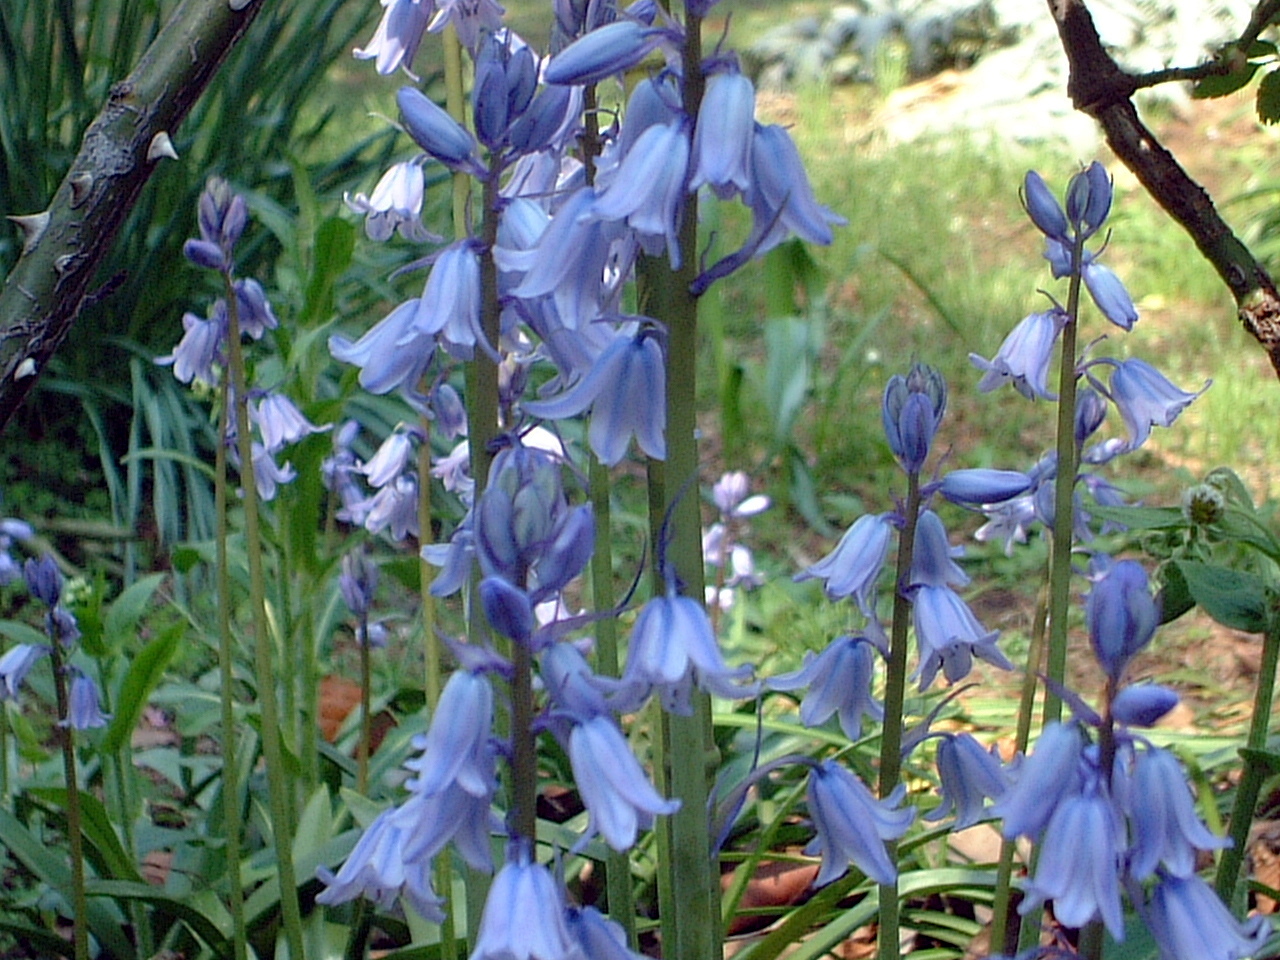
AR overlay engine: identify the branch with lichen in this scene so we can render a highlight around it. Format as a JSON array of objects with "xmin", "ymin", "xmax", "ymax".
[{"xmin": 0, "ymin": 0, "xmax": 263, "ymax": 429}]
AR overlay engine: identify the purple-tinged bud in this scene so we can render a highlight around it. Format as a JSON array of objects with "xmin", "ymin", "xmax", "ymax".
[
  {"xmin": 544, "ymin": 20, "xmax": 656, "ymax": 86},
  {"xmin": 508, "ymin": 85, "xmax": 576, "ymax": 155},
  {"xmin": 431, "ymin": 382, "xmax": 468, "ymax": 439},
  {"xmin": 939, "ymin": 469, "xmax": 1032, "ymax": 507},
  {"xmin": 1022, "ymin": 170, "xmax": 1069, "ymax": 240},
  {"xmin": 398, "ymin": 86, "xmax": 480, "ymax": 170},
  {"xmin": 1075, "ymin": 386, "xmax": 1108, "ymax": 445},
  {"xmin": 1082, "ymin": 260, "xmax": 1138, "ymax": 330},
  {"xmin": 24, "ymin": 555, "xmax": 62, "ymax": 607},
  {"xmin": 480, "ymin": 576, "xmax": 534, "ymax": 645},
  {"xmin": 472, "ymin": 46, "xmax": 511, "ymax": 149},
  {"xmin": 197, "ymin": 178, "xmax": 245, "ymax": 248},
  {"xmin": 1111, "ymin": 684, "xmax": 1179, "ymax": 728},
  {"xmin": 883, "ymin": 384, "xmax": 937, "ymax": 474},
  {"xmin": 506, "ymin": 45, "xmax": 538, "ymax": 121},
  {"xmin": 532, "ymin": 504, "xmax": 595, "ymax": 600},
  {"xmin": 1086, "ymin": 558, "xmax": 1158, "ymax": 680},
  {"xmin": 184, "ymin": 239, "xmax": 227, "ymax": 271},
  {"xmin": 220, "ymin": 194, "xmax": 248, "ymax": 249},
  {"xmin": 1066, "ymin": 161, "xmax": 1112, "ymax": 237},
  {"xmin": 340, "ymin": 551, "xmax": 380, "ymax": 617}
]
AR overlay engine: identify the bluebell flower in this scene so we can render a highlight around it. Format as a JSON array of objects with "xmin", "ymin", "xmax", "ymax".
[
  {"xmin": 712, "ymin": 471, "xmax": 770, "ymax": 519},
  {"xmin": 1143, "ymin": 873, "xmax": 1271, "ymax": 960},
  {"xmin": 354, "ymin": 0, "xmax": 435, "ymax": 77},
  {"xmin": 541, "ymin": 641, "xmax": 613, "ymax": 717},
  {"xmin": 745, "ymin": 123, "xmax": 845, "ymax": 254},
  {"xmin": 62, "ymin": 672, "xmax": 111, "ymax": 730},
  {"xmin": 361, "ymin": 474, "xmax": 420, "ymax": 540},
  {"xmin": 405, "ymin": 669, "xmax": 495, "ymax": 798},
  {"xmin": 805, "ymin": 759, "xmax": 914, "ymax": 886},
  {"xmin": 411, "ymin": 241, "xmax": 485, "ymax": 360},
  {"xmin": 523, "ymin": 329, "xmax": 665, "ymax": 466},
  {"xmin": 568, "ymin": 714, "xmax": 680, "ymax": 851},
  {"xmin": 992, "ymin": 722, "xmax": 1084, "ymax": 840},
  {"xmin": 591, "ymin": 118, "xmax": 690, "ymax": 268},
  {"xmin": 339, "ymin": 551, "xmax": 379, "ymax": 617},
  {"xmin": 1018, "ymin": 790, "xmax": 1125, "ymax": 938},
  {"xmin": 1086, "ymin": 558, "xmax": 1158, "ymax": 681},
  {"xmin": 225, "ymin": 282, "xmax": 273, "ymax": 344},
  {"xmin": 316, "ymin": 807, "xmax": 445, "ymax": 921},
  {"xmin": 253, "ymin": 392, "xmax": 327, "ymax": 454},
  {"xmin": 345, "ymin": 159, "xmax": 435, "ymax": 242},
  {"xmin": 882, "ymin": 364, "xmax": 946, "ymax": 473},
  {"xmin": 157, "ymin": 310, "xmax": 224, "ymax": 385},
  {"xmin": 1111, "ymin": 683, "xmax": 1179, "ymax": 728},
  {"xmin": 1022, "ymin": 170, "xmax": 1069, "ymax": 241},
  {"xmin": 938, "ymin": 469, "xmax": 1033, "ymax": 508},
  {"xmin": 530, "ymin": 504, "xmax": 595, "ymax": 601},
  {"xmin": 431, "ymin": 382, "xmax": 468, "ymax": 439},
  {"xmin": 24, "ymin": 554, "xmax": 62, "ymax": 607},
  {"xmin": 395, "ymin": 771, "xmax": 497, "ymax": 873},
  {"xmin": 794, "ymin": 512, "xmax": 892, "ymax": 614},
  {"xmin": 1065, "ymin": 161, "xmax": 1112, "ymax": 239},
  {"xmin": 969, "ymin": 309, "xmax": 1065, "ymax": 400},
  {"xmin": 543, "ymin": 19, "xmax": 658, "ymax": 86},
  {"xmin": 909, "ymin": 510, "xmax": 970, "ymax": 590},
  {"xmin": 1075, "ymin": 385, "xmax": 1109, "ymax": 446},
  {"xmin": 361, "ymin": 430, "xmax": 417, "ymax": 488},
  {"xmin": 566, "ymin": 906, "xmax": 648, "ymax": 960},
  {"xmin": 330, "ymin": 298, "xmax": 434, "ymax": 395},
  {"xmin": 398, "ymin": 86, "xmax": 482, "ymax": 174},
  {"xmin": 690, "ymin": 71, "xmax": 755, "ymax": 200},
  {"xmin": 250, "ymin": 443, "xmax": 296, "ymax": 502},
  {"xmin": 1082, "ymin": 259, "xmax": 1139, "ymax": 329},
  {"xmin": 184, "ymin": 238, "xmax": 227, "ymax": 271},
  {"xmin": 926, "ymin": 733, "xmax": 1009, "ymax": 830},
  {"xmin": 767, "ymin": 635, "xmax": 883, "ymax": 739},
  {"xmin": 471, "ymin": 853, "xmax": 585, "ymax": 960},
  {"xmin": 0, "ymin": 517, "xmax": 32, "ymax": 585},
  {"xmin": 1104, "ymin": 357, "xmax": 1209, "ymax": 452},
  {"xmin": 974, "ymin": 494, "xmax": 1037, "ymax": 555},
  {"xmin": 197, "ymin": 178, "xmax": 247, "ymax": 251},
  {"xmin": 609, "ymin": 590, "xmax": 756, "ymax": 715},
  {"xmin": 426, "ymin": 0, "xmax": 508, "ymax": 52},
  {"xmin": 480, "ymin": 576, "xmax": 535, "ymax": 645},
  {"xmin": 0, "ymin": 643, "xmax": 48, "ymax": 699},
  {"xmin": 910, "ymin": 585, "xmax": 1011, "ymax": 689},
  {"xmin": 1126, "ymin": 745, "xmax": 1228, "ymax": 879}
]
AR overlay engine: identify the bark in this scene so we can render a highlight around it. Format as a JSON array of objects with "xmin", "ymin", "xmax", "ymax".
[
  {"xmin": 0, "ymin": 0, "xmax": 264, "ymax": 430},
  {"xmin": 1047, "ymin": 0, "xmax": 1280, "ymax": 380}
]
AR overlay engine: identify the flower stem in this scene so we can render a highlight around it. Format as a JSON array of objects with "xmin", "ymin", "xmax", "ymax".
[
  {"xmin": 1216, "ymin": 605, "xmax": 1280, "ymax": 907},
  {"xmin": 48, "ymin": 640, "xmax": 89, "ymax": 960},
  {"xmin": 876, "ymin": 469, "xmax": 922, "ymax": 960},
  {"xmin": 215, "ymin": 383, "xmax": 249, "ymax": 960},
  {"xmin": 1042, "ymin": 237, "xmax": 1085, "ymax": 727},
  {"xmin": 222, "ymin": 272, "xmax": 306, "ymax": 960},
  {"xmin": 357, "ymin": 612, "xmax": 372, "ymax": 796}
]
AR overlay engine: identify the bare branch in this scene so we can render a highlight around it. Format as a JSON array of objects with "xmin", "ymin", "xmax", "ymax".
[
  {"xmin": 0, "ymin": 0, "xmax": 264, "ymax": 430},
  {"xmin": 1047, "ymin": 0, "xmax": 1280, "ymax": 380}
]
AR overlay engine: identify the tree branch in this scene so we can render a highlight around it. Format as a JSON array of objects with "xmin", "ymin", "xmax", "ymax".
[
  {"xmin": 1047, "ymin": 0, "xmax": 1280, "ymax": 380},
  {"xmin": 0, "ymin": 0, "xmax": 264, "ymax": 429}
]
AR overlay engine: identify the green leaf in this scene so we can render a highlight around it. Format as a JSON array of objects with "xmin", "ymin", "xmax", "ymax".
[
  {"xmin": 0, "ymin": 807, "xmax": 133, "ymax": 958},
  {"xmin": 1260, "ymin": 68, "xmax": 1280, "ymax": 123},
  {"xmin": 102, "ymin": 573, "xmax": 165, "ymax": 655},
  {"xmin": 1240, "ymin": 746, "xmax": 1280, "ymax": 775},
  {"xmin": 26, "ymin": 787, "xmax": 143, "ymax": 883},
  {"xmin": 1086, "ymin": 504, "xmax": 1186, "ymax": 531},
  {"xmin": 1157, "ymin": 561, "xmax": 1196, "ymax": 624},
  {"xmin": 301, "ymin": 216, "xmax": 356, "ymax": 326},
  {"xmin": 1171, "ymin": 560, "xmax": 1270, "ymax": 632},
  {"xmin": 1193, "ymin": 62, "xmax": 1258, "ymax": 99},
  {"xmin": 101, "ymin": 622, "xmax": 184, "ymax": 754},
  {"xmin": 86, "ymin": 880, "xmax": 231, "ymax": 954}
]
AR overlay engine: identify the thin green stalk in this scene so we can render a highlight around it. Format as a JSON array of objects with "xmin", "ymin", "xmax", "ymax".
[
  {"xmin": 214, "ymin": 383, "xmax": 249, "ymax": 960},
  {"xmin": 1041, "ymin": 235, "xmax": 1085, "ymax": 727},
  {"xmin": 649, "ymin": 11, "xmax": 720, "ymax": 960},
  {"xmin": 876, "ymin": 470, "xmax": 922, "ymax": 960},
  {"xmin": 990, "ymin": 584, "xmax": 1049, "ymax": 955},
  {"xmin": 48, "ymin": 640, "xmax": 89, "ymax": 960},
  {"xmin": 223, "ymin": 273, "xmax": 306, "ymax": 960},
  {"xmin": 1216, "ymin": 607, "xmax": 1280, "ymax": 906},
  {"xmin": 357, "ymin": 611, "xmax": 371, "ymax": 796}
]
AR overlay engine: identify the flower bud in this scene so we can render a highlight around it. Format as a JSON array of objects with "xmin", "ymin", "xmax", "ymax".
[
  {"xmin": 24, "ymin": 555, "xmax": 62, "ymax": 607},
  {"xmin": 1111, "ymin": 684, "xmax": 1179, "ymax": 727},
  {"xmin": 183, "ymin": 239, "xmax": 227, "ymax": 271},
  {"xmin": 1181, "ymin": 483, "xmax": 1225, "ymax": 526},
  {"xmin": 398, "ymin": 86, "xmax": 479, "ymax": 170},
  {"xmin": 544, "ymin": 20, "xmax": 656, "ymax": 86},
  {"xmin": 480, "ymin": 576, "xmax": 534, "ymax": 645},
  {"xmin": 1086, "ymin": 558, "xmax": 1158, "ymax": 680},
  {"xmin": 1023, "ymin": 170, "xmax": 1069, "ymax": 240}
]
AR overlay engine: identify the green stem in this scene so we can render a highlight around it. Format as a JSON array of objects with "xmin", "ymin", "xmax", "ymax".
[
  {"xmin": 222, "ymin": 271, "xmax": 306, "ymax": 960},
  {"xmin": 990, "ymin": 583, "xmax": 1049, "ymax": 954},
  {"xmin": 876, "ymin": 470, "xmax": 922, "ymax": 960},
  {"xmin": 649, "ymin": 12, "xmax": 719, "ymax": 960},
  {"xmin": 357, "ymin": 612, "xmax": 371, "ymax": 796},
  {"xmin": 214, "ymin": 382, "xmax": 249, "ymax": 960},
  {"xmin": 1042, "ymin": 235, "xmax": 1085, "ymax": 727},
  {"xmin": 1216, "ymin": 607, "xmax": 1280, "ymax": 907},
  {"xmin": 48, "ymin": 640, "xmax": 89, "ymax": 960}
]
